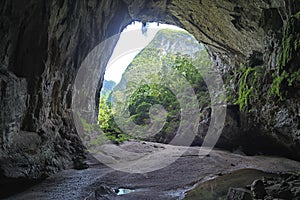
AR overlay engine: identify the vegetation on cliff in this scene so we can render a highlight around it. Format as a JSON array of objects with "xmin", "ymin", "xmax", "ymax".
[
  {"xmin": 269, "ymin": 11, "xmax": 300, "ymax": 100},
  {"xmin": 98, "ymin": 29, "xmax": 211, "ymax": 143}
]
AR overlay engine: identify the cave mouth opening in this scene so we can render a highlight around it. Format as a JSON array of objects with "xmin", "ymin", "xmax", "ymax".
[{"xmin": 97, "ymin": 21, "xmax": 215, "ymax": 146}]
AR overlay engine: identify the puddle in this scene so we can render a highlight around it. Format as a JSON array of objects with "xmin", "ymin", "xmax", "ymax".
[
  {"xmin": 184, "ymin": 169, "xmax": 279, "ymax": 200},
  {"xmin": 115, "ymin": 188, "xmax": 135, "ymax": 195}
]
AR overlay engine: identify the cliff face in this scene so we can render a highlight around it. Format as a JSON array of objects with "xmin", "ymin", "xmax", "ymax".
[
  {"xmin": 0, "ymin": 0, "xmax": 300, "ymax": 181},
  {"xmin": 114, "ymin": 29, "xmax": 203, "ymax": 93},
  {"xmin": 0, "ymin": 0, "xmax": 131, "ymax": 179},
  {"xmin": 111, "ymin": 29, "xmax": 213, "ymax": 144}
]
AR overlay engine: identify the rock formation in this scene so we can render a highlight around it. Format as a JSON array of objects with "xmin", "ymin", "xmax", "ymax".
[{"xmin": 0, "ymin": 0, "xmax": 299, "ymax": 183}]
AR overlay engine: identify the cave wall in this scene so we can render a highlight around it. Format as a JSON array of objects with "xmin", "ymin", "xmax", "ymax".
[
  {"xmin": 0, "ymin": 0, "xmax": 300, "ymax": 180},
  {"xmin": 0, "ymin": 0, "xmax": 131, "ymax": 179}
]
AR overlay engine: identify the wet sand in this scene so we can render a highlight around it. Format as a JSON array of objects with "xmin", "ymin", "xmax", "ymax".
[{"xmin": 6, "ymin": 141, "xmax": 300, "ymax": 200}]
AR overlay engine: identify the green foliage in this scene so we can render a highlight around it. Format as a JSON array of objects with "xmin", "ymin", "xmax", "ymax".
[
  {"xmin": 268, "ymin": 69, "xmax": 300, "ymax": 100},
  {"xmin": 278, "ymin": 11, "xmax": 300, "ymax": 70},
  {"xmin": 98, "ymin": 98, "xmax": 112, "ymax": 130},
  {"xmin": 269, "ymin": 71, "xmax": 289, "ymax": 100},
  {"xmin": 235, "ymin": 66, "xmax": 263, "ymax": 111},
  {"xmin": 237, "ymin": 67, "xmax": 252, "ymax": 110},
  {"xmin": 288, "ymin": 69, "xmax": 300, "ymax": 86},
  {"xmin": 125, "ymin": 53, "xmax": 210, "ymax": 142},
  {"xmin": 278, "ymin": 36, "xmax": 293, "ymax": 70},
  {"xmin": 98, "ymin": 97, "xmax": 131, "ymax": 143},
  {"xmin": 271, "ymin": 11, "xmax": 300, "ymax": 101},
  {"xmin": 98, "ymin": 29, "xmax": 212, "ymax": 143},
  {"xmin": 108, "ymin": 52, "xmax": 211, "ymax": 143},
  {"xmin": 129, "ymin": 83, "xmax": 180, "ymax": 128},
  {"xmin": 174, "ymin": 54, "xmax": 211, "ymax": 107}
]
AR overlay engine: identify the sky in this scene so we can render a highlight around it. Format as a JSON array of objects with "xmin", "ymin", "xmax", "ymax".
[{"xmin": 104, "ymin": 22, "xmax": 185, "ymax": 84}]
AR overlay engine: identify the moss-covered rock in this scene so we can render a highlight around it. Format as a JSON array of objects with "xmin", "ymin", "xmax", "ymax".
[
  {"xmin": 269, "ymin": 11, "xmax": 300, "ymax": 100},
  {"xmin": 278, "ymin": 11, "xmax": 300, "ymax": 71},
  {"xmin": 235, "ymin": 65, "xmax": 264, "ymax": 111}
]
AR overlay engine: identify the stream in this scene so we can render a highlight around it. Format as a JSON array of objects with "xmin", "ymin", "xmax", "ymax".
[{"xmin": 185, "ymin": 169, "xmax": 278, "ymax": 199}]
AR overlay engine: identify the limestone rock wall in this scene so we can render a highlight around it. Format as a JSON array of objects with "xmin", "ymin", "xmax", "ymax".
[
  {"xmin": 0, "ymin": 0, "xmax": 131, "ymax": 179},
  {"xmin": 0, "ymin": 0, "xmax": 299, "ymax": 181}
]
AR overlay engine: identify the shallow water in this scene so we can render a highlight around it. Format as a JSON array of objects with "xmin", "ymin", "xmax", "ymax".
[
  {"xmin": 184, "ymin": 168, "xmax": 278, "ymax": 200},
  {"xmin": 6, "ymin": 142, "xmax": 300, "ymax": 200},
  {"xmin": 116, "ymin": 188, "xmax": 135, "ymax": 195}
]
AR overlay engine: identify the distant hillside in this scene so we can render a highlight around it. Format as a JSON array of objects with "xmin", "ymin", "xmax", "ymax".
[
  {"xmin": 106, "ymin": 28, "xmax": 211, "ymax": 143},
  {"xmin": 100, "ymin": 80, "xmax": 116, "ymax": 97},
  {"xmin": 147, "ymin": 29, "xmax": 204, "ymax": 56},
  {"xmin": 113, "ymin": 29, "xmax": 205, "ymax": 95}
]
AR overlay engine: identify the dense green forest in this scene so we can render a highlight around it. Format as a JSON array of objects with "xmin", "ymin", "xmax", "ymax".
[{"xmin": 98, "ymin": 29, "xmax": 212, "ymax": 144}]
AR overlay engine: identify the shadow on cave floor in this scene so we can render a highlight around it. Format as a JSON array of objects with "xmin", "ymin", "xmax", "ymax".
[
  {"xmin": 0, "ymin": 177, "xmax": 42, "ymax": 199},
  {"xmin": 4, "ymin": 141, "xmax": 300, "ymax": 200}
]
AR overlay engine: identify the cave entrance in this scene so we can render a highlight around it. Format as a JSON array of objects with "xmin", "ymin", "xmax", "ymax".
[
  {"xmin": 73, "ymin": 18, "xmax": 226, "ymax": 173},
  {"xmin": 97, "ymin": 21, "xmax": 214, "ymax": 145}
]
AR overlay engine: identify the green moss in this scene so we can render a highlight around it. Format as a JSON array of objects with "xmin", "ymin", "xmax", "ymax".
[
  {"xmin": 271, "ymin": 11, "xmax": 300, "ymax": 100},
  {"xmin": 268, "ymin": 69, "xmax": 300, "ymax": 101},
  {"xmin": 294, "ymin": 38, "xmax": 300, "ymax": 49},
  {"xmin": 279, "ymin": 36, "xmax": 292, "ymax": 69},
  {"xmin": 278, "ymin": 11, "xmax": 300, "ymax": 70},
  {"xmin": 235, "ymin": 66, "xmax": 262, "ymax": 111},
  {"xmin": 269, "ymin": 71, "xmax": 289, "ymax": 100},
  {"xmin": 235, "ymin": 67, "xmax": 253, "ymax": 111},
  {"xmin": 288, "ymin": 69, "xmax": 300, "ymax": 86}
]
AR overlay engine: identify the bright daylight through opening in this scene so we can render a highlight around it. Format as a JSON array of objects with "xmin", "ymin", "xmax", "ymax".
[{"xmin": 97, "ymin": 21, "xmax": 220, "ymax": 147}]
